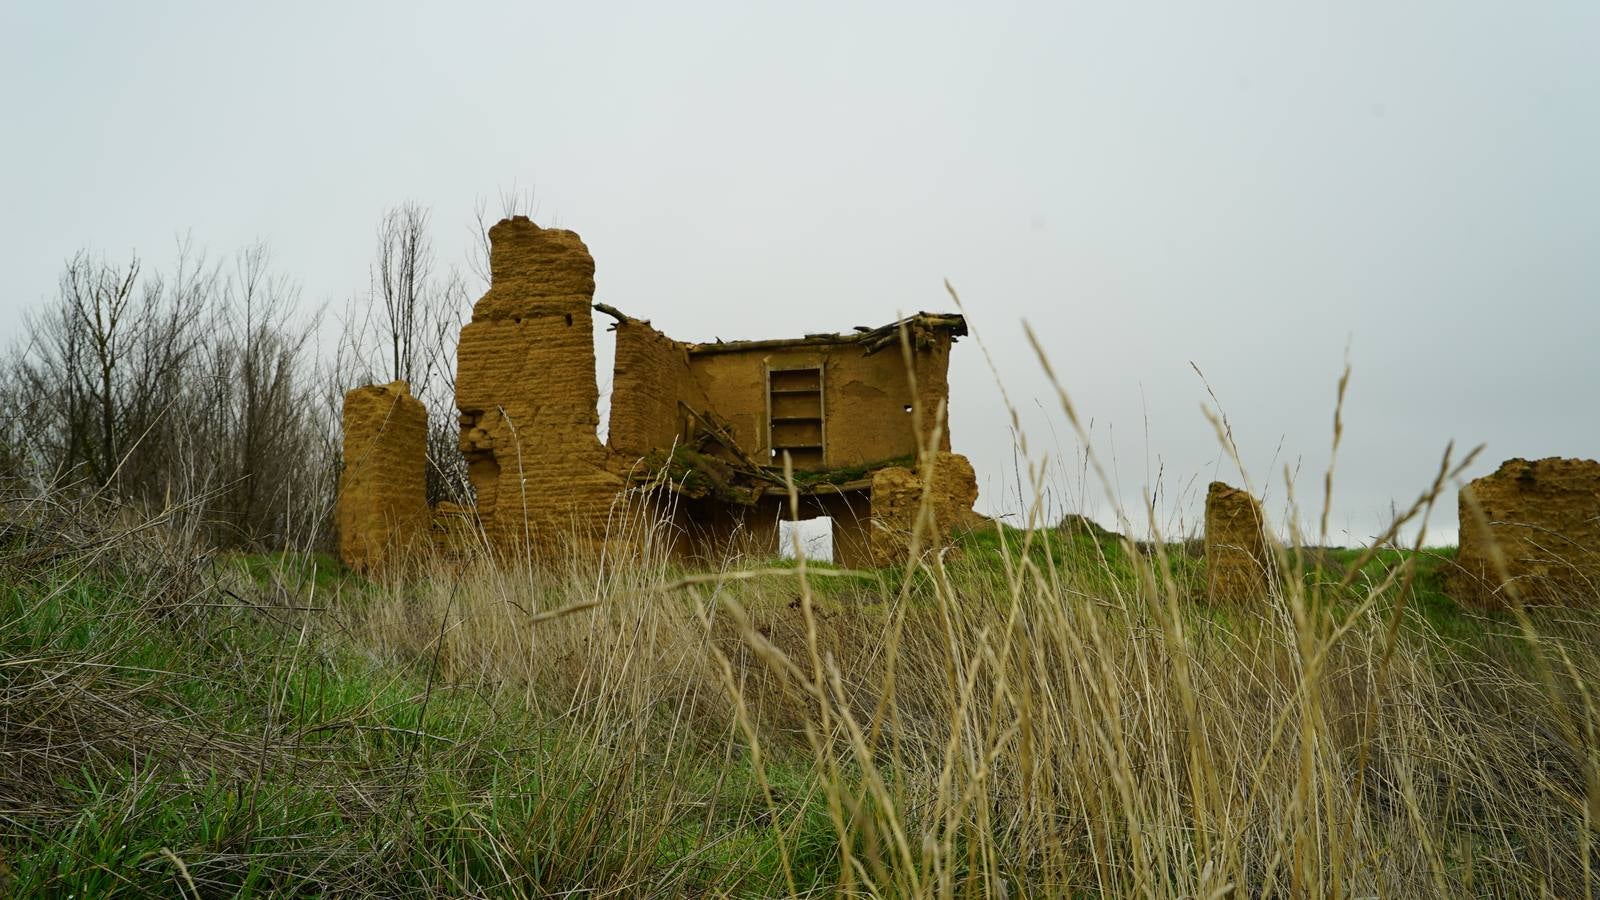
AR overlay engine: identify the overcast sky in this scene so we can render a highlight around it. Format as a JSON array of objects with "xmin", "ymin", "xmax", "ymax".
[{"xmin": 4, "ymin": 1, "xmax": 1596, "ymax": 545}]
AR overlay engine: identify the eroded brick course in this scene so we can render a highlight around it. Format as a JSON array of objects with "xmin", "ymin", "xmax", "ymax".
[
  {"xmin": 868, "ymin": 452, "xmax": 980, "ymax": 567},
  {"xmin": 337, "ymin": 381, "xmax": 429, "ymax": 573},
  {"xmin": 455, "ymin": 217, "xmax": 622, "ymax": 555},
  {"xmin": 1454, "ymin": 457, "xmax": 1600, "ymax": 607},
  {"xmin": 1205, "ymin": 481, "xmax": 1272, "ymax": 603}
]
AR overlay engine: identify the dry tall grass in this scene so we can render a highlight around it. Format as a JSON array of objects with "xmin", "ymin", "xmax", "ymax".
[{"xmin": 331, "ymin": 480, "xmax": 1600, "ymax": 897}]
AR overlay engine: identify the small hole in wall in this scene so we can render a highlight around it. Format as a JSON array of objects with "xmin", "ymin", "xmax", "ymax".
[
  {"xmin": 903, "ymin": 404, "xmax": 914, "ymax": 414},
  {"xmin": 565, "ymin": 313, "xmax": 573, "ymax": 326}
]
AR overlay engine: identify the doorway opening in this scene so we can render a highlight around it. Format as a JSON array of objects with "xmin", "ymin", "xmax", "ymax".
[{"xmin": 778, "ymin": 516, "xmax": 834, "ymax": 562}]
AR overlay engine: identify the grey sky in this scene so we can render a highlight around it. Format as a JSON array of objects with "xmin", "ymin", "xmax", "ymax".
[{"xmin": 4, "ymin": 1, "xmax": 1597, "ymax": 545}]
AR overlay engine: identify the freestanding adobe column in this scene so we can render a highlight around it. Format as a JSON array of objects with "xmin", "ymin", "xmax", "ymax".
[
  {"xmin": 337, "ymin": 381, "xmax": 429, "ymax": 573},
  {"xmin": 454, "ymin": 217, "xmax": 622, "ymax": 555},
  {"xmin": 867, "ymin": 451, "xmax": 980, "ymax": 567},
  {"xmin": 1204, "ymin": 481, "xmax": 1272, "ymax": 603},
  {"xmin": 1454, "ymin": 457, "xmax": 1600, "ymax": 608}
]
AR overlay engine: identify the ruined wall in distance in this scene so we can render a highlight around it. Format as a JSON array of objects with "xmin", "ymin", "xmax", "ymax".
[
  {"xmin": 455, "ymin": 217, "xmax": 622, "ymax": 554},
  {"xmin": 868, "ymin": 452, "xmax": 980, "ymax": 567},
  {"xmin": 1454, "ymin": 457, "xmax": 1600, "ymax": 608},
  {"xmin": 1204, "ymin": 481, "xmax": 1272, "ymax": 603},
  {"xmin": 337, "ymin": 381, "xmax": 429, "ymax": 573}
]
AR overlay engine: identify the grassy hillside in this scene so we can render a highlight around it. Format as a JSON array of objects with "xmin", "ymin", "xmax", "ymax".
[
  {"xmin": 4, "ymin": 498, "xmax": 1599, "ymax": 897},
  {"xmin": 0, "ymin": 509, "xmax": 832, "ymax": 896}
]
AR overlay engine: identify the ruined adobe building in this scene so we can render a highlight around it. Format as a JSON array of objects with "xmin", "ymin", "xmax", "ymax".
[{"xmin": 338, "ymin": 216, "xmax": 979, "ymax": 571}]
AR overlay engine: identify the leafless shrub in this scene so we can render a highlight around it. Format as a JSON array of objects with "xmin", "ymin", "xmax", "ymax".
[
  {"xmin": 336, "ymin": 203, "xmax": 473, "ymax": 506},
  {"xmin": 0, "ymin": 242, "xmax": 334, "ymax": 550}
]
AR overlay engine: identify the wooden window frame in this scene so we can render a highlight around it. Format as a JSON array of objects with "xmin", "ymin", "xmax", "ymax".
[{"xmin": 764, "ymin": 360, "xmax": 826, "ymax": 469}]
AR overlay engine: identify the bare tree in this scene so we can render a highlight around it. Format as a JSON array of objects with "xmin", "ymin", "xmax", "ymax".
[
  {"xmin": 0, "ymin": 196, "xmax": 516, "ymax": 548},
  {"xmin": 335, "ymin": 203, "xmax": 476, "ymax": 507},
  {"xmin": 376, "ymin": 202, "xmax": 435, "ymax": 386},
  {"xmin": 0, "ymin": 241, "xmax": 336, "ymax": 550},
  {"xmin": 468, "ymin": 186, "xmax": 538, "ymax": 288},
  {"xmin": 12, "ymin": 247, "xmax": 211, "ymax": 495}
]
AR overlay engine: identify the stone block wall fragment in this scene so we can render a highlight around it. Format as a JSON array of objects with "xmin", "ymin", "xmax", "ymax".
[
  {"xmin": 868, "ymin": 451, "xmax": 980, "ymax": 567},
  {"xmin": 454, "ymin": 217, "xmax": 623, "ymax": 554},
  {"xmin": 1204, "ymin": 481, "xmax": 1272, "ymax": 603},
  {"xmin": 337, "ymin": 381, "xmax": 429, "ymax": 573},
  {"xmin": 1453, "ymin": 457, "xmax": 1600, "ymax": 607}
]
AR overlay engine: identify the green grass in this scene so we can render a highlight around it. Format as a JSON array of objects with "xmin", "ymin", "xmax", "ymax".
[
  {"xmin": 8, "ymin": 504, "xmax": 1600, "ymax": 896},
  {"xmin": 0, "ymin": 528, "xmax": 836, "ymax": 896}
]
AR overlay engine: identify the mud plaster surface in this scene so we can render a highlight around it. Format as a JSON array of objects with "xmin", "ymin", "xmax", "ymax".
[
  {"xmin": 455, "ymin": 217, "xmax": 622, "ymax": 553},
  {"xmin": 337, "ymin": 381, "xmax": 429, "ymax": 573},
  {"xmin": 868, "ymin": 452, "xmax": 980, "ymax": 567},
  {"xmin": 674, "ymin": 341, "xmax": 952, "ymax": 471},
  {"xmin": 1205, "ymin": 481, "xmax": 1272, "ymax": 603},
  {"xmin": 1454, "ymin": 457, "xmax": 1600, "ymax": 608},
  {"xmin": 341, "ymin": 218, "xmax": 976, "ymax": 568}
]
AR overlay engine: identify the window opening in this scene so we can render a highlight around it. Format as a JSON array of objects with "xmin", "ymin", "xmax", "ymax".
[{"xmin": 768, "ymin": 365, "xmax": 824, "ymax": 469}]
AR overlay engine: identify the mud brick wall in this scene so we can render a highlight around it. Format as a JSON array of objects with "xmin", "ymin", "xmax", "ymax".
[
  {"xmin": 607, "ymin": 320, "xmax": 709, "ymax": 459},
  {"xmin": 337, "ymin": 381, "xmax": 429, "ymax": 573},
  {"xmin": 867, "ymin": 452, "xmax": 980, "ymax": 567},
  {"xmin": 455, "ymin": 217, "xmax": 623, "ymax": 554},
  {"xmin": 1454, "ymin": 457, "xmax": 1600, "ymax": 608},
  {"xmin": 1204, "ymin": 481, "xmax": 1272, "ymax": 603},
  {"xmin": 685, "ymin": 337, "xmax": 954, "ymax": 472}
]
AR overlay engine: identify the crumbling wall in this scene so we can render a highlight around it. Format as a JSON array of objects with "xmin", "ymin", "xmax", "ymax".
[
  {"xmin": 337, "ymin": 381, "xmax": 429, "ymax": 573},
  {"xmin": 908, "ymin": 336, "xmax": 955, "ymax": 450},
  {"xmin": 868, "ymin": 452, "xmax": 980, "ymax": 567},
  {"xmin": 607, "ymin": 319, "xmax": 708, "ymax": 459},
  {"xmin": 1204, "ymin": 481, "xmax": 1272, "ymax": 603},
  {"xmin": 455, "ymin": 217, "xmax": 622, "ymax": 554},
  {"xmin": 685, "ymin": 337, "xmax": 954, "ymax": 471},
  {"xmin": 1454, "ymin": 457, "xmax": 1600, "ymax": 607}
]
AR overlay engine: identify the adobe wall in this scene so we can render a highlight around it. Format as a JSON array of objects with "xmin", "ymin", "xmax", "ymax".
[
  {"xmin": 337, "ymin": 219, "xmax": 973, "ymax": 570},
  {"xmin": 867, "ymin": 452, "xmax": 980, "ymax": 567},
  {"xmin": 1454, "ymin": 457, "xmax": 1600, "ymax": 608},
  {"xmin": 1204, "ymin": 481, "xmax": 1272, "ymax": 603},
  {"xmin": 607, "ymin": 319, "xmax": 709, "ymax": 459},
  {"xmin": 337, "ymin": 381, "xmax": 429, "ymax": 573},
  {"xmin": 685, "ymin": 337, "xmax": 954, "ymax": 471},
  {"xmin": 454, "ymin": 217, "xmax": 622, "ymax": 554}
]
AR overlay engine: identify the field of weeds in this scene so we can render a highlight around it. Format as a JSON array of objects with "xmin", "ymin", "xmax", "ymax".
[{"xmin": 4, "ymin": 459, "xmax": 1599, "ymax": 898}]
